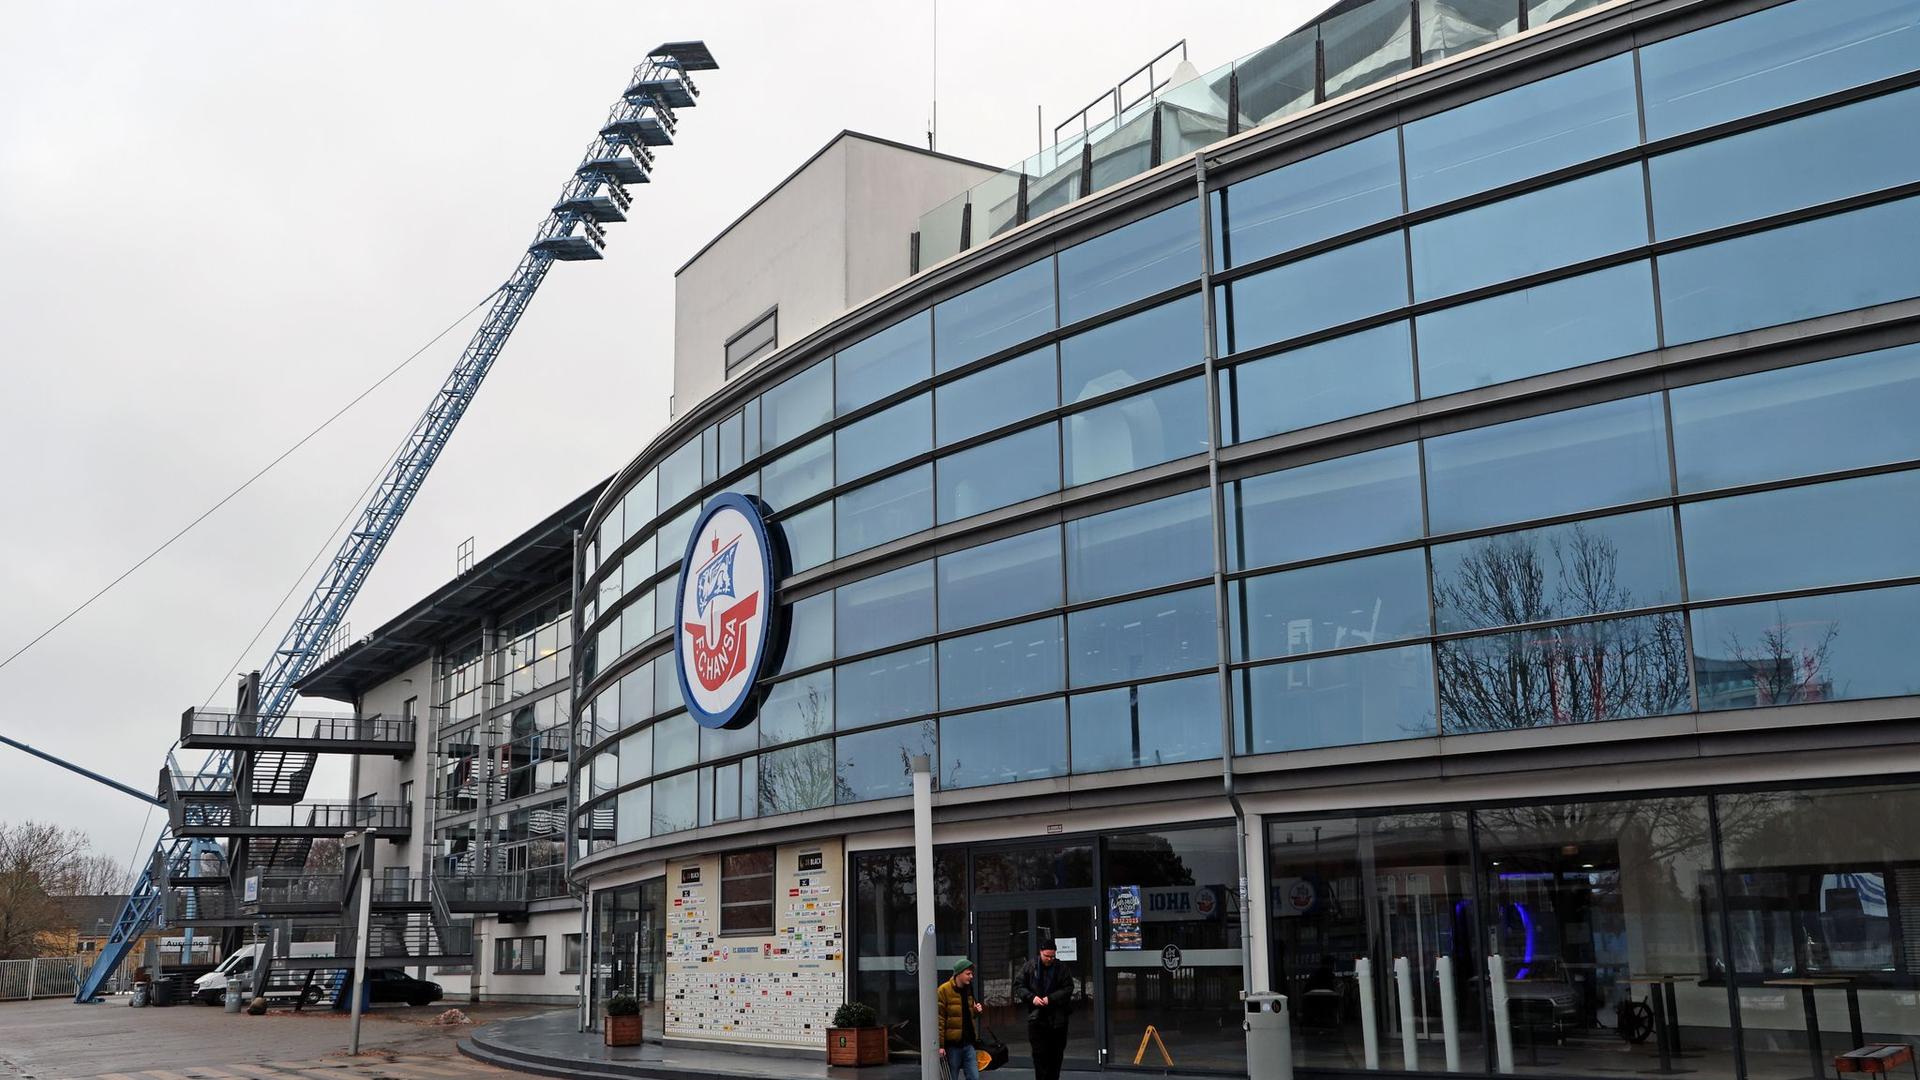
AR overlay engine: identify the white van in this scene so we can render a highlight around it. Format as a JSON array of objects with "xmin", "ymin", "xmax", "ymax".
[{"xmin": 190, "ymin": 942, "xmax": 334, "ymax": 1004}]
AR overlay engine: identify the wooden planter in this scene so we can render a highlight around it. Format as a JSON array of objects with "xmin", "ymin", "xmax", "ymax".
[
  {"xmin": 827, "ymin": 1026, "xmax": 888, "ymax": 1067},
  {"xmin": 604, "ymin": 1012, "xmax": 644, "ymax": 1047}
]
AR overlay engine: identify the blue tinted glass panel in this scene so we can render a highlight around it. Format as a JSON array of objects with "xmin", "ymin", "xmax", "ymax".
[
  {"xmin": 781, "ymin": 502, "xmax": 833, "ymax": 574},
  {"xmin": 1651, "ymin": 88, "xmax": 1920, "ymax": 240},
  {"xmin": 1059, "ymin": 294, "xmax": 1202, "ymax": 404},
  {"xmin": 1432, "ymin": 508, "xmax": 1681, "ymax": 633},
  {"xmin": 1068, "ymin": 585, "xmax": 1218, "ymax": 688},
  {"xmin": 836, "ymin": 720, "xmax": 939, "ymax": 802},
  {"xmin": 938, "ymin": 617, "xmax": 1064, "ymax": 711},
  {"xmin": 654, "ymin": 653, "xmax": 683, "ymax": 713},
  {"xmin": 761, "ymin": 435, "xmax": 832, "ymax": 511},
  {"xmin": 1682, "ymin": 471, "xmax": 1920, "ymax": 601},
  {"xmin": 652, "ymin": 713, "xmax": 697, "ymax": 773},
  {"xmin": 617, "ymin": 663, "xmax": 651, "ymax": 730},
  {"xmin": 758, "ymin": 741, "xmax": 833, "ymax": 816},
  {"xmin": 651, "ymin": 771, "xmax": 696, "ymax": 835},
  {"xmin": 1235, "ymin": 549, "xmax": 1429, "ymax": 661},
  {"xmin": 652, "ymin": 573, "xmax": 678, "ymax": 635},
  {"xmin": 1639, "ymin": 0, "xmax": 1920, "ymax": 141},
  {"xmin": 1063, "ymin": 377, "xmax": 1208, "ymax": 487},
  {"xmin": 1066, "ymin": 489, "xmax": 1212, "ymax": 603},
  {"xmin": 837, "ymin": 394, "xmax": 930, "ymax": 485},
  {"xmin": 771, "ymin": 591, "xmax": 833, "ymax": 675},
  {"xmin": 1214, "ymin": 130, "xmax": 1402, "ymax": 268},
  {"xmin": 1232, "ymin": 444, "xmax": 1423, "ymax": 571},
  {"xmin": 758, "ymin": 670, "xmax": 833, "ymax": 746},
  {"xmin": 1405, "ymin": 55, "xmax": 1639, "ymax": 210},
  {"xmin": 654, "ymin": 507, "xmax": 697, "ymax": 572},
  {"xmin": 1226, "ymin": 322, "xmax": 1413, "ymax": 442},
  {"xmin": 1236, "ymin": 644, "xmax": 1436, "ymax": 753},
  {"xmin": 934, "ymin": 260, "xmax": 1055, "ymax": 373},
  {"xmin": 936, "ymin": 423, "xmax": 1060, "ymax": 523},
  {"xmin": 836, "ymin": 560, "xmax": 934, "ymax": 655},
  {"xmin": 936, "ymin": 526, "xmax": 1063, "ymax": 632},
  {"xmin": 1670, "ymin": 344, "xmax": 1920, "ymax": 493},
  {"xmin": 836, "ymin": 311, "xmax": 932, "ymax": 413},
  {"xmin": 700, "ymin": 716, "xmax": 757, "ymax": 762},
  {"xmin": 1222, "ymin": 232, "xmax": 1409, "ymax": 352},
  {"xmin": 835, "ymin": 464, "xmax": 933, "ymax": 557},
  {"xmin": 1070, "ymin": 673, "xmax": 1221, "ymax": 774},
  {"xmin": 1058, "ymin": 202, "xmax": 1200, "ymax": 324},
  {"xmin": 935, "ymin": 346, "xmax": 1057, "ymax": 446},
  {"xmin": 1659, "ymin": 196, "xmax": 1920, "ymax": 346},
  {"xmin": 658, "ymin": 438, "xmax": 702, "ymax": 512},
  {"xmin": 940, "ymin": 698, "xmax": 1068, "ymax": 790},
  {"xmin": 761, "ymin": 358, "xmax": 833, "ymax": 450},
  {"xmin": 1425, "ymin": 394, "xmax": 1670, "ymax": 534},
  {"xmin": 1412, "ymin": 165, "xmax": 1646, "ymax": 301},
  {"xmin": 1691, "ymin": 585, "xmax": 1920, "ymax": 710},
  {"xmin": 622, "ymin": 470, "xmax": 658, "ymax": 535},
  {"xmin": 1437, "ymin": 613, "xmax": 1691, "ymax": 732},
  {"xmin": 1416, "ymin": 261, "xmax": 1658, "ymax": 396},
  {"xmin": 837, "ymin": 646, "xmax": 936, "ymax": 731}
]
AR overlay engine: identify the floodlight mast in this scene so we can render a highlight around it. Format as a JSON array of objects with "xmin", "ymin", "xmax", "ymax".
[{"xmin": 65, "ymin": 41, "xmax": 719, "ymax": 1003}]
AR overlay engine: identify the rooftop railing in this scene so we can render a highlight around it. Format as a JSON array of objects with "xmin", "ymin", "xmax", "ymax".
[{"xmin": 913, "ymin": 0, "xmax": 1609, "ymax": 269}]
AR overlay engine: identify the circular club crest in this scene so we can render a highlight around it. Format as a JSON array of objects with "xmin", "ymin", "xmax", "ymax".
[{"xmin": 674, "ymin": 494, "xmax": 780, "ymax": 729}]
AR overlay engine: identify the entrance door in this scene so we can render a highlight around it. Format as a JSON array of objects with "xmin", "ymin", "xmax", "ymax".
[{"xmin": 974, "ymin": 897, "xmax": 1101, "ymax": 1069}]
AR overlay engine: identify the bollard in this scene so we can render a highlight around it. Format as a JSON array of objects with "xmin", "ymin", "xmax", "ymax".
[
  {"xmin": 1436, "ymin": 955, "xmax": 1461, "ymax": 1072},
  {"xmin": 1356, "ymin": 957, "xmax": 1380, "ymax": 1070},
  {"xmin": 1243, "ymin": 992, "xmax": 1294, "ymax": 1079},
  {"xmin": 1488, "ymin": 953, "xmax": 1515, "ymax": 1074},
  {"xmin": 1394, "ymin": 957, "xmax": 1418, "ymax": 1071}
]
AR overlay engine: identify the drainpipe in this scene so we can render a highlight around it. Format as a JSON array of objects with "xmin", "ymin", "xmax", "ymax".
[{"xmin": 1195, "ymin": 155, "xmax": 1260, "ymax": 1012}]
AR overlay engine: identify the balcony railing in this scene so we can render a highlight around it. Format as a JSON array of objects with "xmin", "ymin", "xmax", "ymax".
[
  {"xmin": 432, "ymin": 873, "xmax": 528, "ymax": 908},
  {"xmin": 169, "ymin": 797, "xmax": 411, "ymax": 836},
  {"xmin": 252, "ymin": 873, "xmax": 345, "ymax": 908},
  {"xmin": 181, "ymin": 707, "xmax": 413, "ymax": 749}
]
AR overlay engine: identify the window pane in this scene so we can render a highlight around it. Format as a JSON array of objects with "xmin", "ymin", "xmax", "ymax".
[
  {"xmin": 621, "ymin": 470, "xmax": 658, "ymax": 536},
  {"xmin": 1638, "ymin": 0, "xmax": 1920, "ymax": 140},
  {"xmin": 1652, "ymin": 87, "xmax": 1920, "ymax": 241},
  {"xmin": 658, "ymin": 438, "xmax": 701, "ymax": 512},
  {"xmin": 651, "ymin": 771, "xmax": 696, "ymax": 835},
  {"xmin": 836, "ymin": 311, "xmax": 931, "ymax": 413},
  {"xmin": 1669, "ymin": 344, "xmax": 1920, "ymax": 493},
  {"xmin": 1322, "ymin": 0, "xmax": 1413, "ymax": 98},
  {"xmin": 837, "ymin": 646, "xmax": 936, "ymax": 731},
  {"xmin": 938, "ymin": 422, "xmax": 1061, "ymax": 525},
  {"xmin": 1681, "ymin": 471, "xmax": 1920, "ymax": 601},
  {"xmin": 1437, "ymin": 613, "xmax": 1691, "ymax": 732},
  {"xmin": 1405, "ymin": 54, "xmax": 1638, "ymax": 210},
  {"xmin": 836, "ymin": 720, "xmax": 939, "ymax": 803},
  {"xmin": 654, "ymin": 654, "xmax": 683, "ymax": 714},
  {"xmin": 1058, "ymin": 202, "xmax": 1200, "ymax": 324},
  {"xmin": 1214, "ymin": 130, "xmax": 1402, "ymax": 268},
  {"xmin": 836, "ymin": 464, "xmax": 933, "ymax": 557},
  {"xmin": 1658, "ymin": 196, "xmax": 1920, "ymax": 346},
  {"xmin": 1425, "ymin": 394, "xmax": 1670, "ymax": 534},
  {"xmin": 618, "ymin": 728, "xmax": 652, "ymax": 786},
  {"xmin": 651, "ymin": 714, "xmax": 696, "ymax": 773},
  {"xmin": 652, "ymin": 572, "xmax": 679, "ymax": 635},
  {"xmin": 761, "ymin": 358, "xmax": 833, "ymax": 450},
  {"xmin": 837, "ymin": 394, "xmax": 930, "ymax": 485},
  {"xmin": 1236, "ymin": 643, "xmax": 1436, "ymax": 753},
  {"xmin": 936, "ymin": 526, "xmax": 1063, "ymax": 632},
  {"xmin": 780, "ymin": 502, "xmax": 833, "ymax": 574},
  {"xmin": 933, "ymin": 260, "xmax": 1055, "ymax": 373},
  {"xmin": 940, "ymin": 698, "xmax": 1067, "ymax": 790},
  {"xmin": 761, "ymin": 434, "xmax": 832, "ymax": 511},
  {"xmin": 935, "ymin": 345, "xmax": 1057, "ymax": 446},
  {"xmin": 700, "ymin": 715, "xmax": 757, "ymax": 762},
  {"xmin": 758, "ymin": 670, "xmax": 833, "ymax": 746},
  {"xmin": 1235, "ymin": 549, "xmax": 1429, "ymax": 661},
  {"xmin": 1692, "ymin": 585, "xmax": 1920, "ymax": 709},
  {"xmin": 1221, "ymin": 232, "xmax": 1408, "ymax": 353},
  {"xmin": 1063, "ymin": 377, "xmax": 1208, "ymax": 487},
  {"xmin": 654, "ymin": 506, "xmax": 697, "ymax": 572},
  {"xmin": 615, "ymin": 784, "xmax": 650, "ymax": 845},
  {"xmin": 1225, "ymin": 321, "xmax": 1413, "ymax": 442},
  {"xmin": 1433, "ymin": 508, "xmax": 1680, "ymax": 634},
  {"xmin": 1059, "ymin": 293, "xmax": 1202, "ymax": 404},
  {"xmin": 1066, "ymin": 489, "xmax": 1212, "ymax": 603},
  {"xmin": 1070, "ymin": 673, "xmax": 1221, "ymax": 773},
  {"xmin": 938, "ymin": 617, "xmax": 1064, "ymax": 711},
  {"xmin": 717, "ymin": 412, "xmax": 743, "ymax": 478},
  {"xmin": 758, "ymin": 741, "xmax": 834, "ymax": 816},
  {"xmin": 1415, "ymin": 261, "xmax": 1658, "ymax": 396},
  {"xmin": 1231, "ymin": 444, "xmax": 1422, "ymax": 571},
  {"xmin": 1412, "ymin": 165, "xmax": 1646, "ymax": 301},
  {"xmin": 1068, "ymin": 585, "xmax": 1218, "ymax": 688},
  {"xmin": 836, "ymin": 561, "xmax": 934, "ymax": 655}
]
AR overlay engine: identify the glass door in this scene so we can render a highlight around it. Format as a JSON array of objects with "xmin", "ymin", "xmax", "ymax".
[{"xmin": 973, "ymin": 896, "xmax": 1102, "ymax": 1069}]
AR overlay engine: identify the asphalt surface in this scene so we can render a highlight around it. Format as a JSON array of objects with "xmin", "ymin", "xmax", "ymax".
[{"xmin": 0, "ymin": 997, "xmax": 554, "ymax": 1079}]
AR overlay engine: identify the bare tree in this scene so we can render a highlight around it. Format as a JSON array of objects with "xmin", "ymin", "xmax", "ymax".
[
  {"xmin": 1705, "ymin": 621, "xmax": 1837, "ymax": 708},
  {"xmin": 53, "ymin": 852, "xmax": 131, "ymax": 895},
  {"xmin": 0, "ymin": 821, "xmax": 89, "ymax": 959},
  {"xmin": 304, "ymin": 837, "xmax": 344, "ymax": 875}
]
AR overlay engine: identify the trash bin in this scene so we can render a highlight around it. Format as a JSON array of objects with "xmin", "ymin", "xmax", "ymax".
[
  {"xmin": 149, "ymin": 979, "xmax": 173, "ymax": 1007},
  {"xmin": 1245, "ymin": 992, "xmax": 1294, "ymax": 1080},
  {"xmin": 130, "ymin": 982, "xmax": 149, "ymax": 1007}
]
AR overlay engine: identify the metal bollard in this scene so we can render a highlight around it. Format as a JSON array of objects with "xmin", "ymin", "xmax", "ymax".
[{"xmin": 1244, "ymin": 992, "xmax": 1295, "ymax": 1079}]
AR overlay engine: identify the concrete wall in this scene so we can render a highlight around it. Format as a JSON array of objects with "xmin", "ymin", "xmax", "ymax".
[{"xmin": 349, "ymin": 658, "xmax": 433, "ymax": 882}]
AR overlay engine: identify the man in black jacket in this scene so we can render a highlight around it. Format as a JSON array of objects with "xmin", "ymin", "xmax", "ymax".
[{"xmin": 1013, "ymin": 936, "xmax": 1075, "ymax": 1080}]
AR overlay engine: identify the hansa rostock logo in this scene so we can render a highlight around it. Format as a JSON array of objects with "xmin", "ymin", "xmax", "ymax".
[{"xmin": 674, "ymin": 493, "xmax": 781, "ymax": 729}]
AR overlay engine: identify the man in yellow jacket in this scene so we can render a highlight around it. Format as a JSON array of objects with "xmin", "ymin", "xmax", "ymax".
[{"xmin": 936, "ymin": 958, "xmax": 986, "ymax": 1080}]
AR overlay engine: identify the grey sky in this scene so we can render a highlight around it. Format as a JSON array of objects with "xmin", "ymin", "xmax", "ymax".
[{"xmin": 0, "ymin": 0, "xmax": 1313, "ymax": 875}]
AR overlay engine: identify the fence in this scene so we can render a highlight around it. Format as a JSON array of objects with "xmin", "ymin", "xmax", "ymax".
[{"xmin": 0, "ymin": 956, "xmax": 81, "ymax": 1001}]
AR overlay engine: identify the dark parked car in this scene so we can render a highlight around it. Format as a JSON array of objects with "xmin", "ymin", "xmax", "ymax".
[{"xmin": 369, "ymin": 968, "xmax": 443, "ymax": 1007}]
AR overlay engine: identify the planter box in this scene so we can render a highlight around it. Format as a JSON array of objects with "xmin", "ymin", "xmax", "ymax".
[
  {"xmin": 827, "ymin": 1026, "xmax": 888, "ymax": 1067},
  {"xmin": 604, "ymin": 1013, "xmax": 644, "ymax": 1047}
]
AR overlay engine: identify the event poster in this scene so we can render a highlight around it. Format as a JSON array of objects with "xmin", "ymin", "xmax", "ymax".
[{"xmin": 1107, "ymin": 885, "xmax": 1143, "ymax": 949}]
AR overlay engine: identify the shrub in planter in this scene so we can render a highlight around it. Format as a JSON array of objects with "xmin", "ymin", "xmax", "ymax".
[
  {"xmin": 828, "ymin": 1001, "xmax": 887, "ymax": 1067},
  {"xmin": 604, "ymin": 994, "xmax": 643, "ymax": 1047}
]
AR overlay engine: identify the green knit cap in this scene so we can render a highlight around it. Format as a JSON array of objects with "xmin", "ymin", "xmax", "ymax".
[{"xmin": 953, "ymin": 958, "xmax": 973, "ymax": 976}]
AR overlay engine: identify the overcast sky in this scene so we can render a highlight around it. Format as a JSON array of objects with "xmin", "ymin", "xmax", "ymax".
[{"xmin": 0, "ymin": 0, "xmax": 1315, "ymax": 880}]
